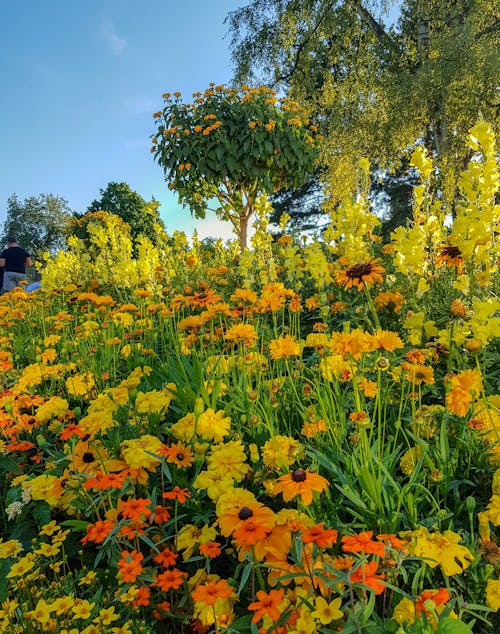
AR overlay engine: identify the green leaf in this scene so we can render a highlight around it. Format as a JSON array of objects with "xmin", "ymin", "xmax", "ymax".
[{"xmin": 436, "ymin": 617, "xmax": 473, "ymax": 633}]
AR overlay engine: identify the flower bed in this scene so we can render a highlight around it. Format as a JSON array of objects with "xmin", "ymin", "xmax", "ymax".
[{"xmin": 0, "ymin": 122, "xmax": 499, "ymax": 633}]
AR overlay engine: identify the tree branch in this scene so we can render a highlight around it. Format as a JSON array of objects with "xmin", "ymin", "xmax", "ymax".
[
  {"xmin": 346, "ymin": 0, "xmax": 401, "ymax": 54},
  {"xmin": 474, "ymin": 17, "xmax": 500, "ymax": 40}
]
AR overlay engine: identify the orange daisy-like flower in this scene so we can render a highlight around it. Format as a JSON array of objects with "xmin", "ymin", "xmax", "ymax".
[
  {"xmin": 162, "ymin": 486, "xmax": 191, "ymax": 503},
  {"xmin": 248, "ymin": 588, "xmax": 285, "ymax": 624},
  {"xmin": 161, "ymin": 442, "xmax": 194, "ymax": 468},
  {"xmin": 117, "ymin": 549, "xmax": 144, "ymax": 583},
  {"xmin": 119, "ymin": 498, "xmax": 152, "ymax": 523},
  {"xmin": 335, "ymin": 259, "xmax": 385, "ymax": 291},
  {"xmin": 199, "ymin": 541, "xmax": 222, "ymax": 558},
  {"xmin": 401, "ymin": 361, "xmax": 435, "ymax": 385},
  {"xmin": 302, "ymin": 523, "xmax": 338, "ymax": 548},
  {"xmin": 81, "ymin": 519, "xmax": 115, "ymax": 545},
  {"xmin": 341, "ymin": 531, "xmax": 387, "ymax": 557},
  {"xmin": 154, "ymin": 568, "xmax": 187, "ymax": 591},
  {"xmin": 153, "ymin": 547, "xmax": 178, "ymax": 568},
  {"xmin": 436, "ymin": 244, "xmax": 464, "ymax": 272},
  {"xmin": 273, "ymin": 469, "xmax": 329, "ymax": 506},
  {"xmin": 191, "ymin": 579, "xmax": 234, "ymax": 606},
  {"xmin": 349, "ymin": 560, "xmax": 386, "ymax": 594},
  {"xmin": 218, "ymin": 500, "xmax": 275, "ymax": 539},
  {"xmin": 415, "ymin": 588, "xmax": 450, "ymax": 616}
]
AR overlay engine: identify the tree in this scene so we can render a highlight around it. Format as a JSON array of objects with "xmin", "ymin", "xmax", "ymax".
[
  {"xmin": 1, "ymin": 193, "xmax": 73, "ymax": 258},
  {"xmin": 73, "ymin": 182, "xmax": 165, "ymax": 244},
  {"xmin": 151, "ymin": 84, "xmax": 318, "ymax": 248},
  {"xmin": 227, "ymin": 0, "xmax": 499, "ymax": 209},
  {"xmin": 269, "ymin": 173, "xmax": 327, "ymax": 234}
]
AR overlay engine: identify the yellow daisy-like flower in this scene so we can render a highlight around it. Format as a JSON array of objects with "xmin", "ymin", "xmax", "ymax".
[
  {"xmin": 313, "ymin": 596, "xmax": 343, "ymax": 625},
  {"xmin": 269, "ymin": 334, "xmax": 301, "ymax": 359}
]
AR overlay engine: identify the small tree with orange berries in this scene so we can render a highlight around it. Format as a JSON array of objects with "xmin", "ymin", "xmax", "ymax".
[{"xmin": 151, "ymin": 84, "xmax": 318, "ymax": 248}]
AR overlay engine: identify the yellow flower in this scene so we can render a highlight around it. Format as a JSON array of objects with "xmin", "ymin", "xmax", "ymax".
[
  {"xmin": 269, "ymin": 334, "xmax": 301, "ymax": 359},
  {"xmin": 402, "ymin": 526, "xmax": 473, "ymax": 576},
  {"xmin": 35, "ymin": 396, "xmax": 69, "ymax": 423},
  {"xmin": 7, "ymin": 553, "xmax": 35, "ymax": 578},
  {"xmin": 313, "ymin": 596, "xmax": 343, "ymax": 624},
  {"xmin": 66, "ymin": 372, "xmax": 95, "ymax": 397},
  {"xmin": 0, "ymin": 539, "xmax": 22, "ymax": 558},
  {"xmin": 392, "ymin": 597, "xmax": 415, "ymax": 625},
  {"xmin": 485, "ymin": 579, "xmax": 500, "ymax": 611},
  {"xmin": 262, "ymin": 435, "xmax": 305, "ymax": 471},
  {"xmin": 72, "ymin": 600, "xmax": 95, "ymax": 620},
  {"xmin": 121, "ymin": 434, "xmax": 164, "ymax": 470},
  {"xmin": 135, "ymin": 389, "xmax": 173, "ymax": 414}
]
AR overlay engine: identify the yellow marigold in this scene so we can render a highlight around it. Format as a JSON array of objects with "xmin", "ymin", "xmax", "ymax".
[
  {"xmin": 225, "ymin": 323, "xmax": 258, "ymax": 348},
  {"xmin": 121, "ymin": 435, "xmax": 164, "ymax": 470},
  {"xmin": 66, "ymin": 372, "xmax": 95, "ymax": 397},
  {"xmin": 486, "ymin": 579, "xmax": 500, "ymax": 611},
  {"xmin": 401, "ymin": 526, "xmax": 473, "ymax": 576},
  {"xmin": 206, "ymin": 440, "xmax": 250, "ymax": 482},
  {"xmin": 171, "ymin": 409, "xmax": 231, "ymax": 443},
  {"xmin": 399, "ymin": 446, "xmax": 423, "ymax": 476},
  {"xmin": 262, "ymin": 435, "xmax": 305, "ymax": 470},
  {"xmin": 446, "ymin": 369, "xmax": 482, "ymax": 417},
  {"xmin": 269, "ymin": 334, "xmax": 301, "ymax": 359},
  {"xmin": 35, "ymin": 397, "xmax": 69, "ymax": 423},
  {"xmin": 135, "ymin": 389, "xmax": 173, "ymax": 415}
]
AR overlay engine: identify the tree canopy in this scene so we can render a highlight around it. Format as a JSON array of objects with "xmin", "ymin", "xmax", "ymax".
[
  {"xmin": 72, "ymin": 182, "xmax": 165, "ymax": 244},
  {"xmin": 151, "ymin": 84, "xmax": 318, "ymax": 247},
  {"xmin": 227, "ymin": 0, "xmax": 499, "ymax": 208},
  {"xmin": 1, "ymin": 193, "xmax": 73, "ymax": 258}
]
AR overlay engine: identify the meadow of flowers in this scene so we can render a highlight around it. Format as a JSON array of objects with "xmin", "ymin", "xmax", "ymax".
[{"xmin": 0, "ymin": 121, "xmax": 499, "ymax": 634}]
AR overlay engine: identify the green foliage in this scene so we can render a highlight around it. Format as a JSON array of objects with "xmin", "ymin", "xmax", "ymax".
[
  {"xmin": 227, "ymin": 0, "xmax": 499, "ymax": 206},
  {"xmin": 1, "ymin": 193, "xmax": 73, "ymax": 258},
  {"xmin": 151, "ymin": 84, "xmax": 318, "ymax": 247},
  {"xmin": 81, "ymin": 181, "xmax": 165, "ymax": 244}
]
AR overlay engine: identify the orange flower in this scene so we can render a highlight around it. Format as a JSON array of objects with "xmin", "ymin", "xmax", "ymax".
[
  {"xmin": 401, "ymin": 362, "xmax": 435, "ymax": 385},
  {"xmin": 117, "ymin": 549, "xmax": 144, "ymax": 583},
  {"xmin": 342, "ymin": 531, "xmax": 387, "ymax": 557},
  {"xmin": 302, "ymin": 523, "xmax": 338, "ymax": 548},
  {"xmin": 218, "ymin": 500, "xmax": 275, "ymax": 539},
  {"xmin": 199, "ymin": 541, "xmax": 222, "ymax": 558},
  {"xmin": 119, "ymin": 498, "xmax": 152, "ymax": 523},
  {"xmin": 349, "ymin": 560, "xmax": 386, "ymax": 594},
  {"xmin": 83, "ymin": 472, "xmax": 126, "ymax": 490},
  {"xmin": 191, "ymin": 579, "xmax": 234, "ymax": 606},
  {"xmin": 161, "ymin": 442, "xmax": 194, "ymax": 468},
  {"xmin": 335, "ymin": 259, "xmax": 385, "ymax": 291},
  {"xmin": 153, "ymin": 547, "xmax": 178, "ymax": 568},
  {"xmin": 233, "ymin": 519, "xmax": 275, "ymax": 547},
  {"xmin": 436, "ymin": 245, "xmax": 464, "ymax": 272},
  {"xmin": 248, "ymin": 588, "xmax": 285, "ymax": 623},
  {"xmin": 154, "ymin": 568, "xmax": 187, "ymax": 591},
  {"xmin": 162, "ymin": 486, "xmax": 191, "ymax": 503},
  {"xmin": 446, "ymin": 369, "xmax": 482, "ymax": 417},
  {"xmin": 133, "ymin": 586, "xmax": 151, "ymax": 607},
  {"xmin": 81, "ymin": 519, "xmax": 115, "ymax": 545},
  {"xmin": 273, "ymin": 469, "xmax": 329, "ymax": 506},
  {"xmin": 415, "ymin": 588, "xmax": 450, "ymax": 616}
]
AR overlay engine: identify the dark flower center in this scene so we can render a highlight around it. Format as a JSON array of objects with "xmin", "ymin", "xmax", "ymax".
[
  {"xmin": 176, "ymin": 453, "xmax": 185, "ymax": 461},
  {"xmin": 291, "ymin": 469, "xmax": 307, "ymax": 482},
  {"xmin": 442, "ymin": 246, "xmax": 462, "ymax": 258},
  {"xmin": 82, "ymin": 452, "xmax": 96, "ymax": 463},
  {"xmin": 238, "ymin": 506, "xmax": 254, "ymax": 520},
  {"xmin": 346, "ymin": 262, "xmax": 373, "ymax": 281}
]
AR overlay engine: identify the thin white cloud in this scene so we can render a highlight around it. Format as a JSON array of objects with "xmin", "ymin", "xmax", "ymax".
[{"xmin": 99, "ymin": 21, "xmax": 127, "ymax": 55}]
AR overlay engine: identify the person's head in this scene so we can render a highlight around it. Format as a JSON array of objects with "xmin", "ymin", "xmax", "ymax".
[{"xmin": 7, "ymin": 236, "xmax": 17, "ymax": 246}]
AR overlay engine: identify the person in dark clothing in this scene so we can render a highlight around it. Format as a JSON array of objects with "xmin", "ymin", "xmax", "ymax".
[{"xmin": 0, "ymin": 237, "xmax": 32, "ymax": 291}]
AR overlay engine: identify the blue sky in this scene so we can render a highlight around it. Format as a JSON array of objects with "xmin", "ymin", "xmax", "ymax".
[{"xmin": 0, "ymin": 0, "xmax": 239, "ymax": 239}]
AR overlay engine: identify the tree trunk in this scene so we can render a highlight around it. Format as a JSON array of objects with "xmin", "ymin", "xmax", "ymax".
[{"xmin": 239, "ymin": 213, "xmax": 249, "ymax": 250}]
